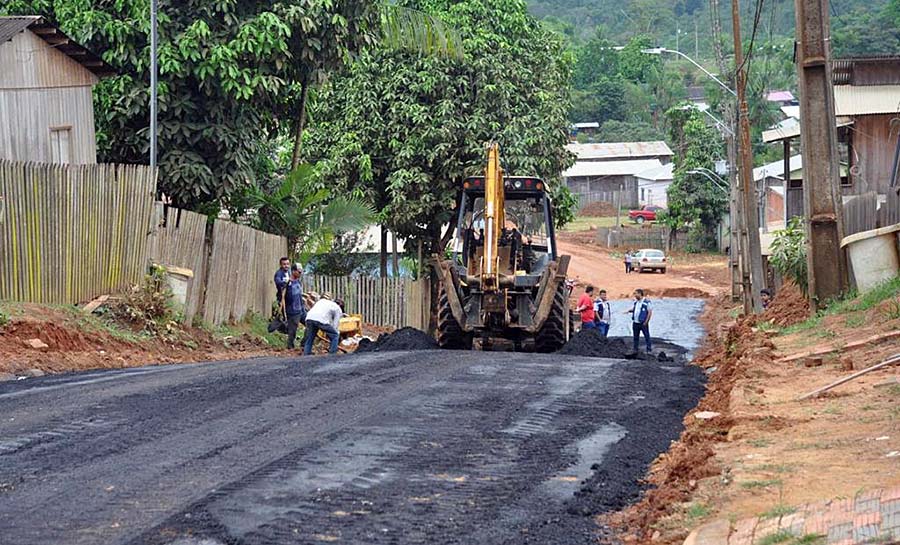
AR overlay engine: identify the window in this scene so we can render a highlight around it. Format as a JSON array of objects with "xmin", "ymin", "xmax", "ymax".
[
  {"xmin": 640, "ymin": 188, "xmax": 645, "ymax": 201},
  {"xmin": 49, "ymin": 127, "xmax": 72, "ymax": 163}
]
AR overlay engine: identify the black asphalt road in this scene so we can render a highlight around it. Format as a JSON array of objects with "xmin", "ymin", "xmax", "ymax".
[{"xmin": 0, "ymin": 301, "xmax": 706, "ymax": 545}]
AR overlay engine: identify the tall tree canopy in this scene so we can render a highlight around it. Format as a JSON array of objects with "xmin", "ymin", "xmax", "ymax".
[
  {"xmin": 304, "ymin": 0, "xmax": 574, "ymax": 252},
  {"xmin": 664, "ymin": 104, "xmax": 727, "ymax": 250},
  {"xmin": 1, "ymin": 0, "xmax": 457, "ymax": 210}
]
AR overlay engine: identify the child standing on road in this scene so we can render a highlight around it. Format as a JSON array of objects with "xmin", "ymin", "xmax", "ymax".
[{"xmin": 626, "ymin": 289, "xmax": 652, "ymax": 353}]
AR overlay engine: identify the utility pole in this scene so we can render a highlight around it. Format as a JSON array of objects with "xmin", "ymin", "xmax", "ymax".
[
  {"xmin": 724, "ymin": 104, "xmax": 743, "ymax": 302},
  {"xmin": 150, "ymin": 0, "xmax": 158, "ymax": 169},
  {"xmin": 794, "ymin": 0, "xmax": 848, "ymax": 310},
  {"xmin": 731, "ymin": 0, "xmax": 765, "ymax": 313}
]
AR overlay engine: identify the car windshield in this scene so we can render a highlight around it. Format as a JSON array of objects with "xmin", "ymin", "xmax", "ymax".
[{"xmin": 646, "ymin": 250, "xmax": 664, "ymax": 257}]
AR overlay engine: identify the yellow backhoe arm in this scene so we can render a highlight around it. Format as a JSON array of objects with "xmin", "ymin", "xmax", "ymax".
[{"xmin": 480, "ymin": 143, "xmax": 505, "ymax": 294}]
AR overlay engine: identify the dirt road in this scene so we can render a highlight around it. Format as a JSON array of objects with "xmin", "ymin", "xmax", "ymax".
[
  {"xmin": 557, "ymin": 232, "xmax": 726, "ymax": 299},
  {"xmin": 0, "ymin": 341, "xmax": 704, "ymax": 545}
]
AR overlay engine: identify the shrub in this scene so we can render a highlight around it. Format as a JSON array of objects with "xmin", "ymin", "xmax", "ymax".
[
  {"xmin": 115, "ymin": 264, "xmax": 176, "ymax": 335},
  {"xmin": 770, "ymin": 217, "xmax": 808, "ymax": 296}
]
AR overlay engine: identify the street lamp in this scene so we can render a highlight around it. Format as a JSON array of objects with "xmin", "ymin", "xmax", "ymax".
[
  {"xmin": 687, "ymin": 168, "xmax": 730, "ymax": 193},
  {"xmin": 640, "ymin": 47, "xmax": 736, "ymax": 97},
  {"xmin": 676, "ymin": 104, "xmax": 734, "ymax": 137}
]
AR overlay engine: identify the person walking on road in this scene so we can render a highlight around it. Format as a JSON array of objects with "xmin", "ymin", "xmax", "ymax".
[
  {"xmin": 303, "ymin": 295, "xmax": 345, "ymax": 355},
  {"xmin": 594, "ymin": 289, "xmax": 612, "ymax": 337},
  {"xmin": 284, "ymin": 265, "xmax": 307, "ymax": 350},
  {"xmin": 627, "ymin": 288, "xmax": 652, "ymax": 353},
  {"xmin": 576, "ymin": 285, "xmax": 596, "ymax": 330},
  {"xmin": 624, "ymin": 251, "xmax": 632, "ymax": 274}
]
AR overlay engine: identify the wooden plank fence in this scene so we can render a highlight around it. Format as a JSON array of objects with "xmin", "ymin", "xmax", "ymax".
[
  {"xmin": 202, "ymin": 220, "xmax": 287, "ymax": 325},
  {"xmin": 304, "ymin": 275, "xmax": 430, "ymax": 329},
  {"xmin": 842, "ymin": 192, "xmax": 879, "ymax": 237},
  {"xmin": 0, "ymin": 160, "xmax": 156, "ymax": 304},
  {"xmin": 146, "ymin": 204, "xmax": 209, "ymax": 323}
]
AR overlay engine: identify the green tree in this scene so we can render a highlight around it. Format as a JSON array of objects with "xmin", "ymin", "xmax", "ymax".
[
  {"xmin": 305, "ymin": 0, "xmax": 574, "ymax": 255},
  {"xmin": 664, "ymin": 104, "xmax": 727, "ymax": 250},
  {"xmin": 245, "ymin": 165, "xmax": 375, "ymax": 263},
  {"xmin": 1, "ymin": 0, "xmax": 458, "ymax": 209},
  {"xmin": 597, "ymin": 120, "xmax": 665, "ymax": 142}
]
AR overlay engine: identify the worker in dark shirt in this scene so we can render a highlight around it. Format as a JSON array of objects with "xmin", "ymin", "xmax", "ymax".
[{"xmin": 283, "ymin": 264, "xmax": 307, "ymax": 350}]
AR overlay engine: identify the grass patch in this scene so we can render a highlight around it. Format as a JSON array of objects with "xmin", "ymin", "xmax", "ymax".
[
  {"xmin": 780, "ymin": 277, "xmax": 900, "ymax": 335},
  {"xmin": 822, "ymin": 404, "xmax": 843, "ymax": 415},
  {"xmin": 756, "ymin": 321, "xmax": 779, "ymax": 332},
  {"xmin": 748, "ymin": 438, "xmax": 773, "ymax": 448},
  {"xmin": 686, "ymin": 502, "xmax": 711, "ymax": 521},
  {"xmin": 211, "ymin": 313, "xmax": 286, "ymax": 348},
  {"xmin": 793, "ymin": 534, "xmax": 826, "ymax": 545},
  {"xmin": 755, "ymin": 463, "xmax": 794, "ymax": 474},
  {"xmin": 756, "ymin": 529, "xmax": 794, "ymax": 545},
  {"xmin": 760, "ymin": 504, "xmax": 796, "ymax": 519},
  {"xmin": 740, "ymin": 479, "xmax": 783, "ymax": 489},
  {"xmin": 560, "ymin": 216, "xmax": 619, "ymax": 232},
  {"xmin": 844, "ymin": 314, "xmax": 866, "ymax": 328}
]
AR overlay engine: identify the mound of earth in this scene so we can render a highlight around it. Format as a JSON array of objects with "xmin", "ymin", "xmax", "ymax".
[
  {"xmin": 579, "ymin": 201, "xmax": 617, "ymax": 217},
  {"xmin": 761, "ymin": 282, "xmax": 808, "ymax": 327},
  {"xmin": 557, "ymin": 328, "xmax": 635, "ymax": 358},
  {"xmin": 356, "ymin": 327, "xmax": 438, "ymax": 353},
  {"xmin": 660, "ymin": 287, "xmax": 709, "ymax": 298}
]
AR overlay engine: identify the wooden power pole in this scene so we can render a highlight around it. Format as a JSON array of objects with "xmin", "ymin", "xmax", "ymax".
[
  {"xmin": 794, "ymin": 0, "xmax": 848, "ymax": 310},
  {"xmin": 731, "ymin": 0, "xmax": 765, "ymax": 313}
]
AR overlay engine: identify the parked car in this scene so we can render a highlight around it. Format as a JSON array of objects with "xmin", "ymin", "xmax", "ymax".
[
  {"xmin": 633, "ymin": 248, "xmax": 667, "ymax": 273},
  {"xmin": 628, "ymin": 205, "xmax": 665, "ymax": 224}
]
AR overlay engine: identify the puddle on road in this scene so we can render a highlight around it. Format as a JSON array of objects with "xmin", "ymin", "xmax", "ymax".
[{"xmin": 543, "ymin": 423, "xmax": 628, "ymax": 500}]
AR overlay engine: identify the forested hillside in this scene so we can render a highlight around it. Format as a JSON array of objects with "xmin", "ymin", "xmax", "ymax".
[{"xmin": 528, "ymin": 0, "xmax": 899, "ymax": 58}]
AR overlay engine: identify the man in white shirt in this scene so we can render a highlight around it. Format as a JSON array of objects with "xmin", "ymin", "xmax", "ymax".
[
  {"xmin": 303, "ymin": 296, "xmax": 345, "ymax": 355},
  {"xmin": 594, "ymin": 289, "xmax": 612, "ymax": 337}
]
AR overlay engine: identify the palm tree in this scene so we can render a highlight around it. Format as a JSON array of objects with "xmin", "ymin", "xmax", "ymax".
[{"xmin": 247, "ymin": 164, "xmax": 376, "ymax": 263}]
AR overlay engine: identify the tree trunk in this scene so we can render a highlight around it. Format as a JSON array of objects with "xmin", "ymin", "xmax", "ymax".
[
  {"xmin": 391, "ymin": 231, "xmax": 399, "ymax": 277},
  {"xmin": 380, "ymin": 226, "xmax": 388, "ymax": 277},
  {"xmin": 290, "ymin": 75, "xmax": 311, "ymax": 170}
]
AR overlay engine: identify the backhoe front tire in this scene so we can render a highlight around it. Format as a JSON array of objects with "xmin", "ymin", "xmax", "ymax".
[
  {"xmin": 438, "ymin": 286, "xmax": 472, "ymax": 350},
  {"xmin": 535, "ymin": 282, "xmax": 568, "ymax": 353}
]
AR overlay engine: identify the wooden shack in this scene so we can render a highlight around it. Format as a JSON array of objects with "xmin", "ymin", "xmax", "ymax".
[{"xmin": 0, "ymin": 16, "xmax": 114, "ymax": 164}]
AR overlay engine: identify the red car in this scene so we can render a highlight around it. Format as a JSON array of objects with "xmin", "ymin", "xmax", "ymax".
[{"xmin": 628, "ymin": 205, "xmax": 665, "ymax": 224}]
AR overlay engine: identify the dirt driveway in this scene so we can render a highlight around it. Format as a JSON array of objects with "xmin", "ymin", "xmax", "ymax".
[{"xmin": 557, "ymin": 231, "xmax": 728, "ymax": 299}]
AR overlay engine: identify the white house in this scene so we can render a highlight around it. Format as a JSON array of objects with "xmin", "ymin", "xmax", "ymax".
[{"xmin": 634, "ymin": 162, "xmax": 674, "ymax": 207}]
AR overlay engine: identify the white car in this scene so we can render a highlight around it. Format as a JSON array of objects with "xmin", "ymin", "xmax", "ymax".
[{"xmin": 634, "ymin": 248, "xmax": 667, "ymax": 273}]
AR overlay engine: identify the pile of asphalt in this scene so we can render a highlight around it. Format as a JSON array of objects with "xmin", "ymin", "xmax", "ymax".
[
  {"xmin": 558, "ymin": 328, "xmax": 634, "ymax": 358},
  {"xmin": 356, "ymin": 327, "xmax": 439, "ymax": 353}
]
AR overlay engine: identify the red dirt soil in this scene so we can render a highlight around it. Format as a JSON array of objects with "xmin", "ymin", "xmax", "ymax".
[
  {"xmin": 760, "ymin": 282, "xmax": 809, "ymax": 328},
  {"xmin": 604, "ymin": 295, "xmax": 774, "ymax": 545}
]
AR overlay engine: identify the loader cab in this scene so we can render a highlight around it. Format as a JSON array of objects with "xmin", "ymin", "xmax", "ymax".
[{"xmin": 452, "ymin": 176, "xmax": 557, "ymax": 278}]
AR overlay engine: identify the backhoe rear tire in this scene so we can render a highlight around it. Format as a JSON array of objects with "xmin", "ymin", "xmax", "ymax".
[
  {"xmin": 438, "ymin": 286, "xmax": 472, "ymax": 350},
  {"xmin": 535, "ymin": 282, "xmax": 568, "ymax": 353}
]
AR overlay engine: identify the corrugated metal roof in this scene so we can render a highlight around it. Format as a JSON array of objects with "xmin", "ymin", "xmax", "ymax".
[
  {"xmin": 762, "ymin": 116, "xmax": 853, "ymax": 143},
  {"xmin": 766, "ymin": 90, "xmax": 795, "ymax": 102},
  {"xmin": 634, "ymin": 162, "xmax": 673, "ymax": 181},
  {"xmin": 0, "ymin": 16, "xmax": 115, "ymax": 78},
  {"xmin": 566, "ymin": 141, "xmax": 673, "ymax": 160},
  {"xmin": 753, "ymin": 155, "xmax": 802, "ymax": 182},
  {"xmin": 834, "ymin": 85, "xmax": 900, "ymax": 116},
  {"xmin": 563, "ymin": 159, "xmax": 663, "ymax": 178},
  {"xmin": 572, "ymin": 122, "xmax": 599, "ymax": 129},
  {"xmin": 0, "ymin": 15, "xmax": 39, "ymax": 43}
]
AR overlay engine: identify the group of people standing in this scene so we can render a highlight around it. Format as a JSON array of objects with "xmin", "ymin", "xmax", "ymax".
[
  {"xmin": 575, "ymin": 285, "xmax": 654, "ymax": 354},
  {"xmin": 273, "ymin": 257, "xmax": 345, "ymax": 355}
]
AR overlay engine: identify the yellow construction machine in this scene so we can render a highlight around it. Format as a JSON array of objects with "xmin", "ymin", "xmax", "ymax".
[{"xmin": 434, "ymin": 143, "xmax": 574, "ymax": 351}]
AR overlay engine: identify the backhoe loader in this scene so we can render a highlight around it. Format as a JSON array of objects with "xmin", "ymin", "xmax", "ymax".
[{"xmin": 434, "ymin": 143, "xmax": 574, "ymax": 351}]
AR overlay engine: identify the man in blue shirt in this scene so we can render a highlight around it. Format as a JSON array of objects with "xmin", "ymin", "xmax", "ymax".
[
  {"xmin": 284, "ymin": 264, "xmax": 307, "ymax": 350},
  {"xmin": 627, "ymin": 288, "xmax": 652, "ymax": 353},
  {"xmin": 274, "ymin": 257, "xmax": 291, "ymax": 301}
]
